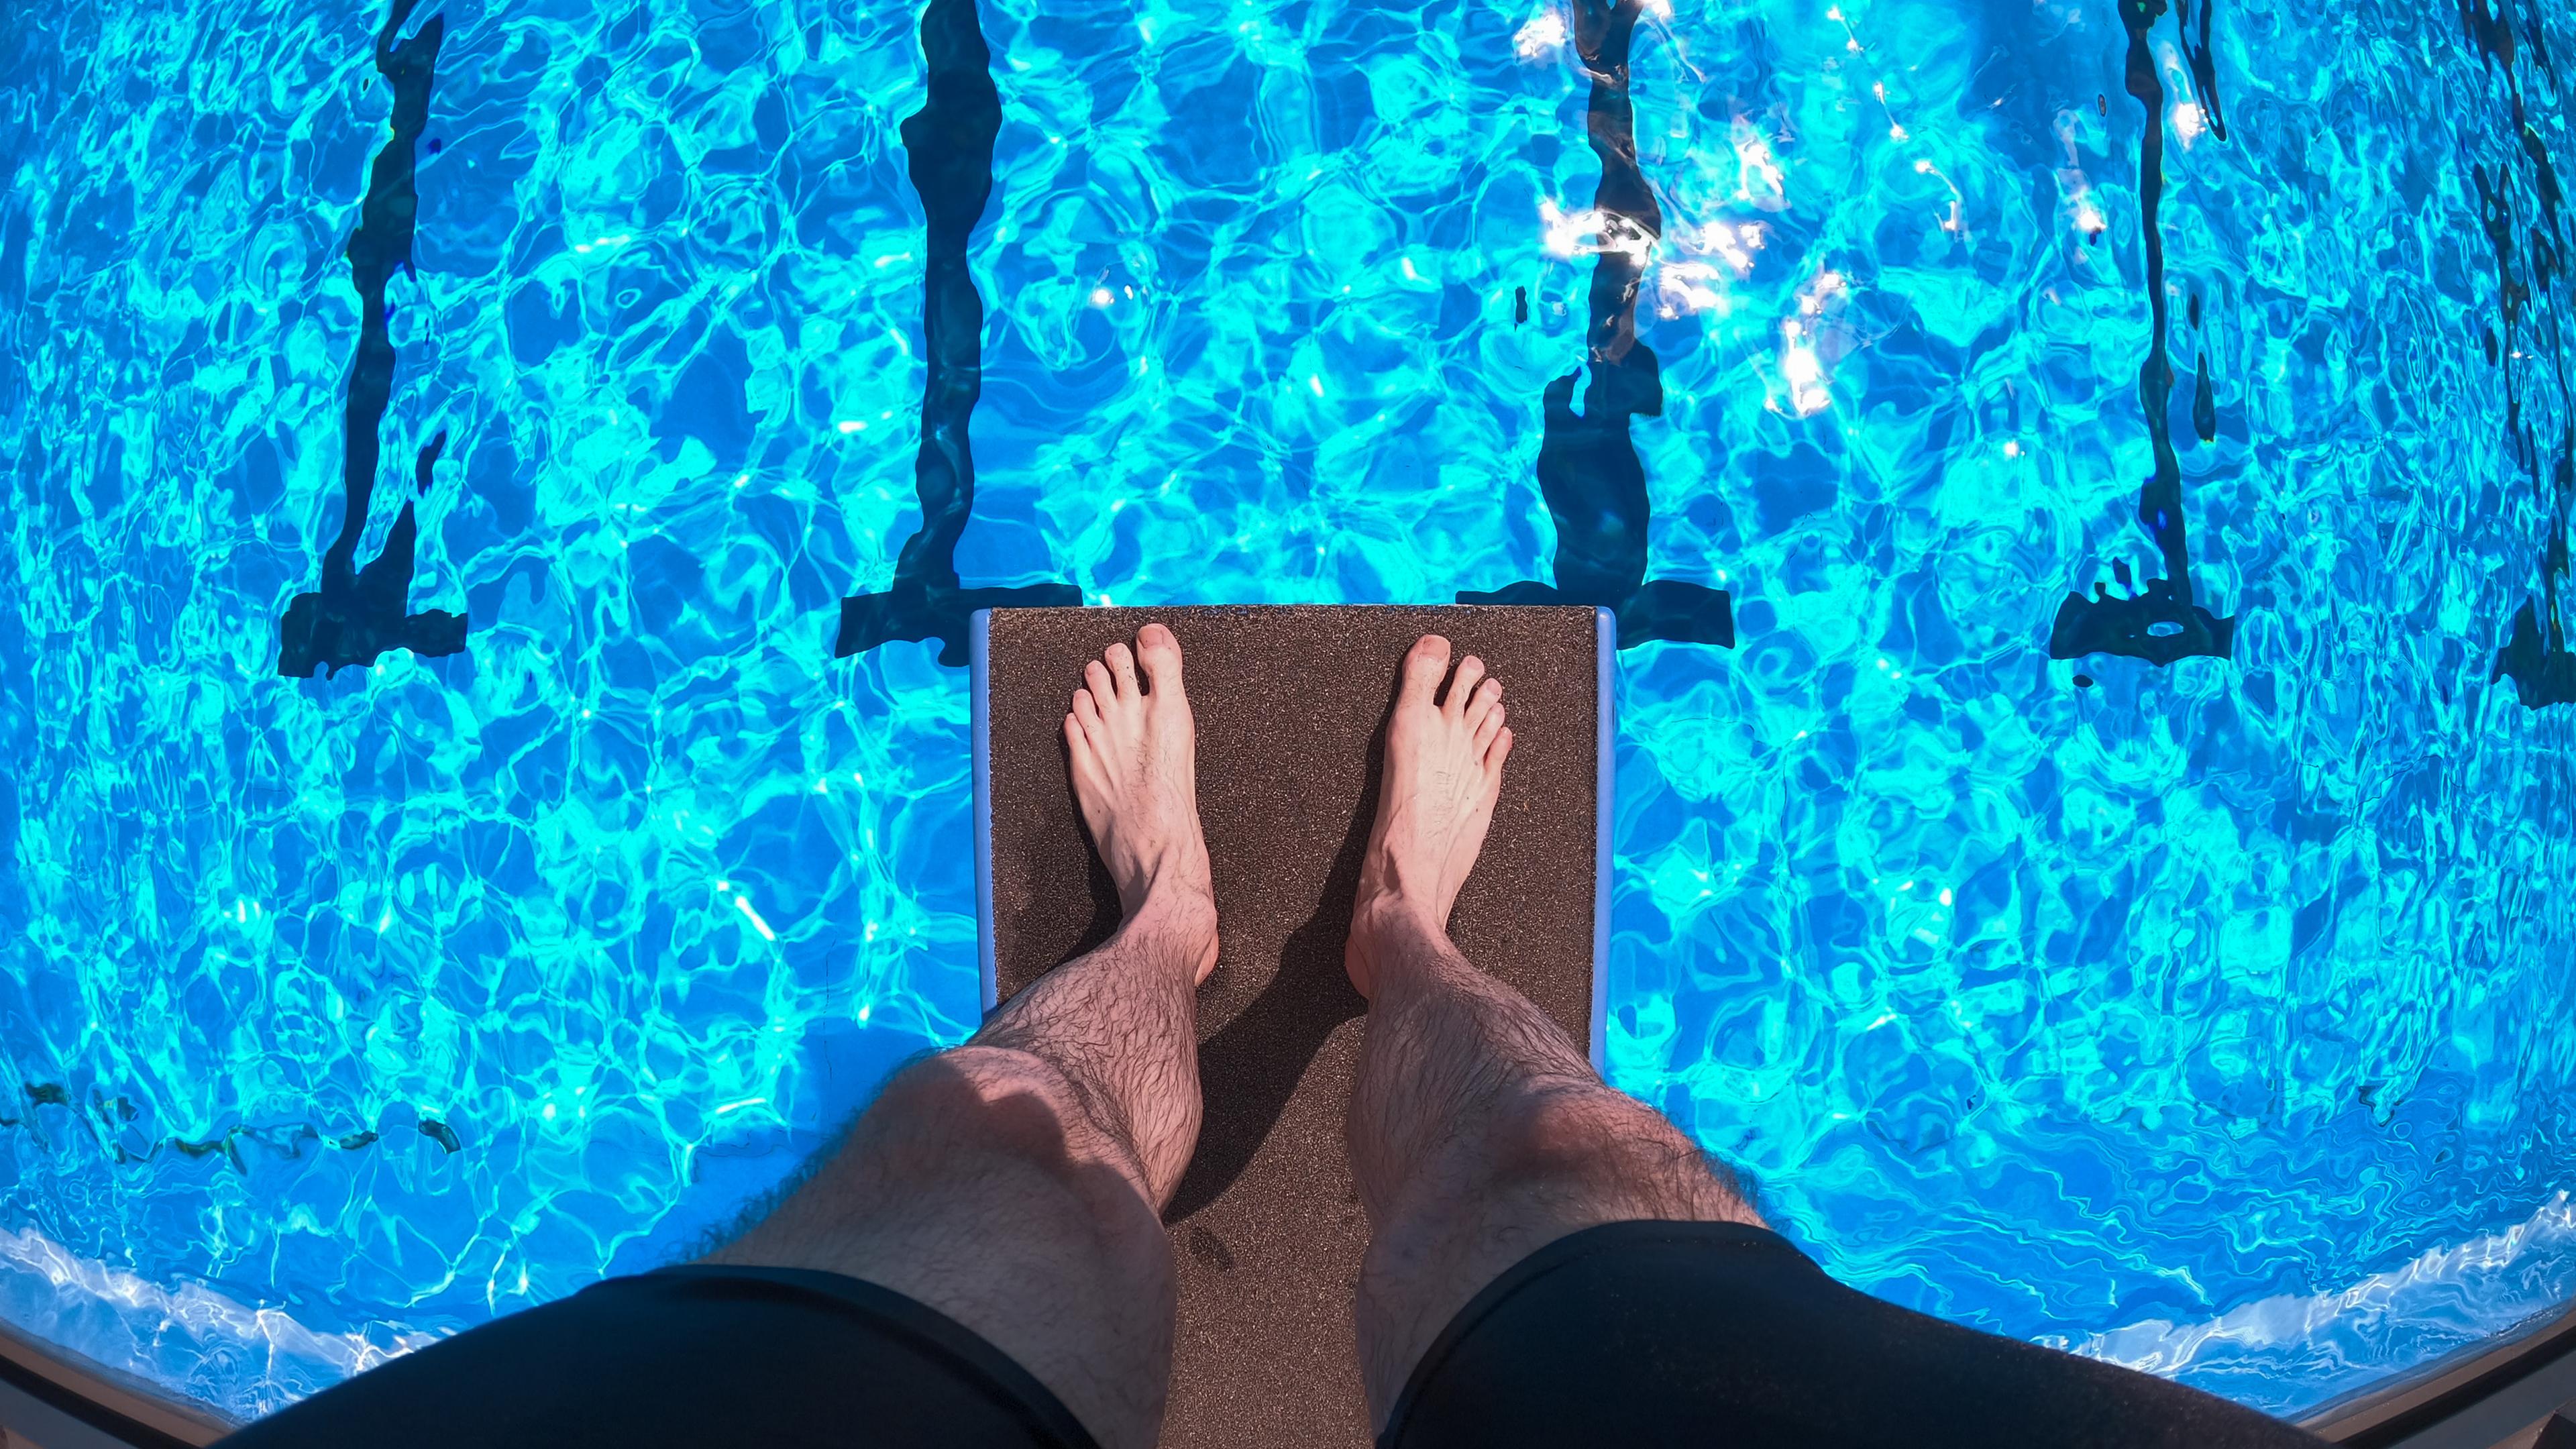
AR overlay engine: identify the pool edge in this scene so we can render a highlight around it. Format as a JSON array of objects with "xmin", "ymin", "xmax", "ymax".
[
  {"xmin": 1591, "ymin": 605, "xmax": 1613, "ymax": 1071},
  {"xmin": 2302, "ymin": 1298, "xmax": 2576, "ymax": 1447},
  {"xmin": 0, "ymin": 1316, "xmax": 229, "ymax": 1448},
  {"xmin": 973, "ymin": 607, "xmax": 998, "ymax": 1015}
]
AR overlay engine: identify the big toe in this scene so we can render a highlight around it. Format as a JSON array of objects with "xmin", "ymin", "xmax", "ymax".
[
  {"xmin": 1399, "ymin": 635, "xmax": 1452, "ymax": 706},
  {"xmin": 1136, "ymin": 623, "xmax": 1185, "ymax": 697}
]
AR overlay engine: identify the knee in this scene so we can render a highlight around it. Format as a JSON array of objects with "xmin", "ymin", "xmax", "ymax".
[
  {"xmin": 1483, "ymin": 1085, "xmax": 1645, "ymax": 1179},
  {"xmin": 874, "ymin": 1045, "xmax": 1095, "ymax": 1157},
  {"xmin": 1480, "ymin": 1084, "xmax": 1752, "ymax": 1222},
  {"xmin": 865, "ymin": 1046, "xmax": 1152, "ymax": 1208}
]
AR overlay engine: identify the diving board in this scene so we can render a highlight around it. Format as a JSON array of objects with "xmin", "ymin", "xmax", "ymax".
[{"xmin": 973, "ymin": 604, "xmax": 1611, "ymax": 1448}]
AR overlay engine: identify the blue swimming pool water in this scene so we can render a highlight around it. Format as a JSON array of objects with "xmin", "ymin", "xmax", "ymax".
[{"xmin": 2, "ymin": 0, "xmax": 2573, "ymax": 1426}]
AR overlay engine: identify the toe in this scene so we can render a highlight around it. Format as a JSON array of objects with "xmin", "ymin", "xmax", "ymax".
[
  {"xmin": 1400, "ymin": 635, "xmax": 1452, "ymax": 706},
  {"xmin": 1462, "ymin": 676, "xmax": 1502, "ymax": 729},
  {"xmin": 1066, "ymin": 709, "xmax": 1102, "ymax": 775},
  {"xmin": 1106, "ymin": 642, "xmax": 1140, "ymax": 698},
  {"xmin": 1474, "ymin": 700, "xmax": 1506, "ymax": 749},
  {"xmin": 1444, "ymin": 655, "xmax": 1487, "ymax": 718},
  {"xmin": 1486, "ymin": 726, "xmax": 1515, "ymax": 774},
  {"xmin": 1073, "ymin": 687, "xmax": 1103, "ymax": 728},
  {"xmin": 1084, "ymin": 659, "xmax": 1115, "ymax": 704},
  {"xmin": 1136, "ymin": 624, "xmax": 1185, "ymax": 698}
]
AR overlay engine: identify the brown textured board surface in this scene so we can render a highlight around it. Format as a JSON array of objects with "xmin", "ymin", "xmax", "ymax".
[{"xmin": 981, "ymin": 604, "xmax": 1602, "ymax": 1449}]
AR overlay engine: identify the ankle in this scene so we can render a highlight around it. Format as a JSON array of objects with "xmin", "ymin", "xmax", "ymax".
[
  {"xmin": 1130, "ymin": 873, "xmax": 1214, "ymax": 926},
  {"xmin": 1124, "ymin": 879, "xmax": 1218, "ymax": 971},
  {"xmin": 1351, "ymin": 891, "xmax": 1442, "ymax": 946},
  {"xmin": 1116, "ymin": 849, "xmax": 1213, "ymax": 916},
  {"xmin": 1345, "ymin": 896, "xmax": 1452, "ymax": 1002}
]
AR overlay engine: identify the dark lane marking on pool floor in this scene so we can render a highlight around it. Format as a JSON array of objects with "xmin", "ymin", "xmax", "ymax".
[
  {"xmin": 2176, "ymin": 0, "xmax": 2230, "ymax": 146},
  {"xmin": 1460, "ymin": 0, "xmax": 1734, "ymax": 650},
  {"xmin": 2047, "ymin": 0, "xmax": 2238, "ymax": 667},
  {"xmin": 1, "ymin": 1083, "xmax": 448, "ymax": 1171},
  {"xmin": 2469, "ymin": 0, "xmax": 2576, "ymax": 707},
  {"xmin": 276, "ymin": 0, "xmax": 469, "ymax": 679},
  {"xmin": 2493, "ymin": 433, "xmax": 2576, "ymax": 706},
  {"xmin": 837, "ymin": 0, "xmax": 1077, "ymax": 669}
]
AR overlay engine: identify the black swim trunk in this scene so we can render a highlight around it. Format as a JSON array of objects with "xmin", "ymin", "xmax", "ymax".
[
  {"xmin": 1381, "ymin": 1221, "xmax": 2325, "ymax": 1448},
  {"xmin": 221, "ymin": 1222, "xmax": 2325, "ymax": 1448}
]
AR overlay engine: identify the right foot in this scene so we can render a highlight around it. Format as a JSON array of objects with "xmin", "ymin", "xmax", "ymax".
[
  {"xmin": 1065, "ymin": 623, "xmax": 1220, "ymax": 983},
  {"xmin": 1348, "ymin": 635, "xmax": 1513, "ymax": 998}
]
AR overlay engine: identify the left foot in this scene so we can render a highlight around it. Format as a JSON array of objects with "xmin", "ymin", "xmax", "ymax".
[{"xmin": 1065, "ymin": 623, "xmax": 1219, "ymax": 982}]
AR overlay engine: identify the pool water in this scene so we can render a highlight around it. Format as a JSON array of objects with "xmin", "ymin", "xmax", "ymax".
[{"xmin": 3, "ymin": 0, "xmax": 2574, "ymax": 1425}]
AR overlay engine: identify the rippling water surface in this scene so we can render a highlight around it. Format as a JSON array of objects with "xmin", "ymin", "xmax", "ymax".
[{"xmin": 1, "ymin": 0, "xmax": 2573, "ymax": 1424}]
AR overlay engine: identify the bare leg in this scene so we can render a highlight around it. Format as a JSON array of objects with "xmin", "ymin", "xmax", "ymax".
[
  {"xmin": 703, "ymin": 624, "xmax": 1216, "ymax": 1449},
  {"xmin": 1344, "ymin": 635, "xmax": 1762, "ymax": 1425}
]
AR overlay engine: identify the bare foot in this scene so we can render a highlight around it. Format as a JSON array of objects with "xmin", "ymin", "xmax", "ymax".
[
  {"xmin": 1347, "ymin": 635, "xmax": 1512, "ymax": 999},
  {"xmin": 1065, "ymin": 623, "xmax": 1219, "ymax": 983}
]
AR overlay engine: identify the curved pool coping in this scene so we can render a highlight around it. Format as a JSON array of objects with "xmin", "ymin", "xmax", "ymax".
[
  {"xmin": 2298, "ymin": 1299, "xmax": 2576, "ymax": 1448},
  {"xmin": 0, "ymin": 1316, "xmax": 231, "ymax": 1448}
]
